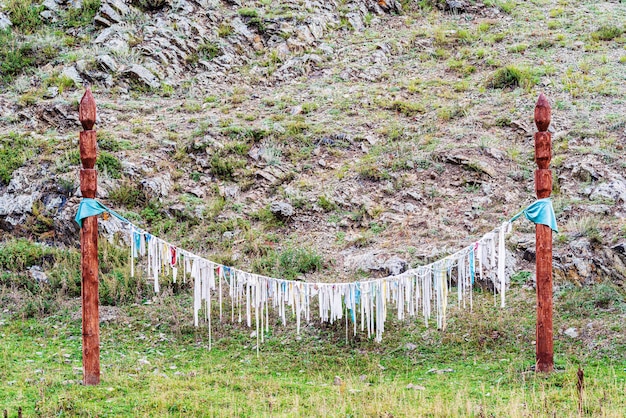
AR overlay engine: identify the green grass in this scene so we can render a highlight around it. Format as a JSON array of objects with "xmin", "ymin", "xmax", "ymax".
[
  {"xmin": 0, "ymin": 287, "xmax": 625, "ymax": 416},
  {"xmin": 0, "ymin": 132, "xmax": 34, "ymax": 184},
  {"xmin": 3, "ymin": 0, "xmax": 44, "ymax": 34},
  {"xmin": 62, "ymin": 0, "xmax": 101, "ymax": 28},
  {"xmin": 591, "ymin": 25, "xmax": 624, "ymax": 41},
  {"xmin": 488, "ymin": 65, "xmax": 540, "ymax": 90},
  {"xmin": 252, "ymin": 246, "xmax": 323, "ymax": 280}
]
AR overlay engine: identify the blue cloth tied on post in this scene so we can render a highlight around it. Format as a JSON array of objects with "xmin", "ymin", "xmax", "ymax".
[
  {"xmin": 75, "ymin": 198, "xmax": 128, "ymax": 227},
  {"xmin": 509, "ymin": 198, "xmax": 558, "ymax": 233}
]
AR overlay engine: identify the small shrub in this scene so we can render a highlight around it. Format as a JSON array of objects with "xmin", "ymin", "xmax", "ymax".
[
  {"xmin": 109, "ymin": 182, "xmax": 148, "ymax": 208},
  {"xmin": 487, "ymin": 65, "xmax": 539, "ymax": 90},
  {"xmin": 301, "ymin": 102, "xmax": 319, "ymax": 114},
  {"xmin": 218, "ymin": 23, "xmax": 234, "ymax": 37},
  {"xmin": 98, "ymin": 131, "xmax": 121, "ymax": 151},
  {"xmin": 210, "ymin": 154, "xmax": 246, "ymax": 181},
  {"xmin": 131, "ymin": 0, "xmax": 170, "ymax": 11},
  {"xmin": 591, "ymin": 25, "xmax": 624, "ymax": 41},
  {"xmin": 238, "ymin": 8, "xmax": 258, "ymax": 17},
  {"xmin": 317, "ymin": 195, "xmax": 336, "ymax": 212},
  {"xmin": 252, "ymin": 247, "xmax": 323, "ymax": 280},
  {"xmin": 357, "ymin": 155, "xmax": 389, "ymax": 181},
  {"xmin": 4, "ymin": 0, "xmax": 43, "ymax": 34},
  {"xmin": 510, "ymin": 270, "xmax": 531, "ymax": 285},
  {"xmin": 63, "ymin": 0, "xmax": 101, "ymax": 28},
  {"xmin": 0, "ymin": 132, "xmax": 31, "ymax": 185},
  {"xmin": 389, "ymin": 100, "xmax": 425, "ymax": 116},
  {"xmin": 0, "ymin": 31, "xmax": 34, "ymax": 83},
  {"xmin": 96, "ymin": 151, "xmax": 122, "ymax": 179},
  {"xmin": 507, "ymin": 43, "xmax": 527, "ymax": 53},
  {"xmin": 0, "ymin": 239, "xmax": 56, "ymax": 271},
  {"xmin": 197, "ymin": 41, "xmax": 222, "ymax": 60}
]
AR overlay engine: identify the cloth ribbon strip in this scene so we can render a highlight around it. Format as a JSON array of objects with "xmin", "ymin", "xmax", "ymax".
[
  {"xmin": 75, "ymin": 199, "xmax": 556, "ymax": 345},
  {"xmin": 509, "ymin": 198, "xmax": 558, "ymax": 233}
]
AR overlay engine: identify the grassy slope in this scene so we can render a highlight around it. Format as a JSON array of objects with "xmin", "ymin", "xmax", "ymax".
[
  {"xmin": 1, "ymin": 0, "xmax": 626, "ymax": 416},
  {"xmin": 1, "ymin": 287, "xmax": 625, "ymax": 416}
]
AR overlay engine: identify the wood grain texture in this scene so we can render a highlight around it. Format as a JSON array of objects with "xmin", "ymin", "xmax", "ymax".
[
  {"xmin": 79, "ymin": 89, "xmax": 96, "ymax": 131},
  {"xmin": 79, "ymin": 131, "xmax": 97, "ymax": 169},
  {"xmin": 81, "ymin": 215, "xmax": 100, "ymax": 385},
  {"xmin": 534, "ymin": 94, "xmax": 554, "ymax": 373},
  {"xmin": 79, "ymin": 89, "xmax": 100, "ymax": 385}
]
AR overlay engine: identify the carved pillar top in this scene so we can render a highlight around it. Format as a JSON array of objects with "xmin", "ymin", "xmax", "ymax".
[
  {"xmin": 79, "ymin": 89, "xmax": 97, "ymax": 131},
  {"xmin": 534, "ymin": 93, "xmax": 551, "ymax": 132}
]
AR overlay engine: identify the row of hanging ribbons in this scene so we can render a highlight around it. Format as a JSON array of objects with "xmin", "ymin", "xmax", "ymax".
[{"xmin": 75, "ymin": 198, "xmax": 557, "ymax": 347}]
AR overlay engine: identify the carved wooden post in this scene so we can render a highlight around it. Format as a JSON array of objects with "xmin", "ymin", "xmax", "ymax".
[
  {"xmin": 79, "ymin": 89, "xmax": 100, "ymax": 385},
  {"xmin": 534, "ymin": 93, "xmax": 554, "ymax": 372}
]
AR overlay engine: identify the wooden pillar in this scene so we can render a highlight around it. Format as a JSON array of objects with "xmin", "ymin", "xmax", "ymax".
[
  {"xmin": 79, "ymin": 89, "xmax": 100, "ymax": 385},
  {"xmin": 534, "ymin": 93, "xmax": 554, "ymax": 372}
]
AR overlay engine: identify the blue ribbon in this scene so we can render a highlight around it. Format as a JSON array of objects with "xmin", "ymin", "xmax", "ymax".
[
  {"xmin": 509, "ymin": 198, "xmax": 558, "ymax": 233},
  {"xmin": 74, "ymin": 198, "xmax": 130, "ymax": 227}
]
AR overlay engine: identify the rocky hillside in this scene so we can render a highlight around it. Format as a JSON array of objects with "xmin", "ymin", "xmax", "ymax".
[{"xmin": 1, "ymin": 0, "xmax": 626, "ymax": 288}]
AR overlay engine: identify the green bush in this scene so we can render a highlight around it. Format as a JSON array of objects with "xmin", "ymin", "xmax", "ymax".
[
  {"xmin": 487, "ymin": 65, "xmax": 539, "ymax": 90},
  {"xmin": 0, "ymin": 30, "xmax": 60, "ymax": 83},
  {"xmin": 63, "ymin": 0, "xmax": 101, "ymax": 28},
  {"xmin": 252, "ymin": 247, "xmax": 323, "ymax": 280},
  {"xmin": 317, "ymin": 195, "xmax": 336, "ymax": 212},
  {"xmin": 131, "ymin": 0, "xmax": 170, "ymax": 11},
  {"xmin": 0, "ymin": 133, "xmax": 31, "ymax": 184},
  {"xmin": 0, "ymin": 31, "xmax": 34, "ymax": 83},
  {"xmin": 4, "ymin": 0, "xmax": 43, "ymax": 34},
  {"xmin": 0, "ymin": 239, "xmax": 56, "ymax": 271},
  {"xmin": 591, "ymin": 25, "xmax": 624, "ymax": 41},
  {"xmin": 97, "ymin": 151, "xmax": 122, "ymax": 179},
  {"xmin": 109, "ymin": 182, "xmax": 148, "ymax": 208},
  {"xmin": 389, "ymin": 100, "xmax": 426, "ymax": 117},
  {"xmin": 210, "ymin": 154, "xmax": 246, "ymax": 181},
  {"xmin": 198, "ymin": 41, "xmax": 222, "ymax": 60}
]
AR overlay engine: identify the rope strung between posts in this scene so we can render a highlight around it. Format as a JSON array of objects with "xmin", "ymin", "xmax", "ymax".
[{"xmin": 75, "ymin": 198, "xmax": 557, "ymax": 346}]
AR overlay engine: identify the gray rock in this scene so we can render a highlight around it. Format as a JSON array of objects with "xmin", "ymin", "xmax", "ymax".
[
  {"xmin": 43, "ymin": 0, "xmax": 59, "ymax": 11},
  {"xmin": 61, "ymin": 66, "xmax": 83, "ymax": 86},
  {"xmin": 0, "ymin": 12, "xmax": 12, "ymax": 30},
  {"xmin": 564, "ymin": 327, "xmax": 579, "ymax": 338},
  {"xmin": 96, "ymin": 54, "xmax": 119, "ymax": 73},
  {"xmin": 106, "ymin": 37, "xmax": 130, "ymax": 54},
  {"xmin": 571, "ymin": 161, "xmax": 601, "ymax": 182},
  {"xmin": 97, "ymin": 4, "xmax": 123, "ymax": 25},
  {"xmin": 295, "ymin": 25, "xmax": 316, "ymax": 44},
  {"xmin": 44, "ymin": 87, "xmax": 59, "ymax": 99},
  {"xmin": 446, "ymin": 0, "xmax": 466, "ymax": 12},
  {"xmin": 168, "ymin": 203, "xmax": 186, "ymax": 218},
  {"xmin": 230, "ymin": 17, "xmax": 255, "ymax": 41},
  {"xmin": 123, "ymin": 64, "xmax": 160, "ymax": 89},
  {"xmin": 107, "ymin": 0, "xmax": 130, "ymax": 15},
  {"xmin": 405, "ymin": 342, "xmax": 417, "ymax": 351},
  {"xmin": 612, "ymin": 242, "xmax": 626, "ymax": 256},
  {"xmin": 141, "ymin": 173, "xmax": 172, "ymax": 199},
  {"xmin": 318, "ymin": 43, "xmax": 333, "ymax": 56},
  {"xmin": 40, "ymin": 10, "xmax": 56, "ymax": 21},
  {"xmin": 346, "ymin": 12, "xmax": 364, "ymax": 31},
  {"xmin": 384, "ymin": 256, "xmax": 409, "ymax": 276},
  {"xmin": 589, "ymin": 179, "xmax": 626, "ymax": 204},
  {"xmin": 28, "ymin": 266, "xmax": 49, "ymax": 284},
  {"xmin": 567, "ymin": 238, "xmax": 595, "ymax": 284},
  {"xmin": 270, "ymin": 201, "xmax": 294, "ymax": 219},
  {"xmin": 0, "ymin": 193, "xmax": 39, "ymax": 218},
  {"xmin": 94, "ymin": 27, "xmax": 115, "ymax": 44}
]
